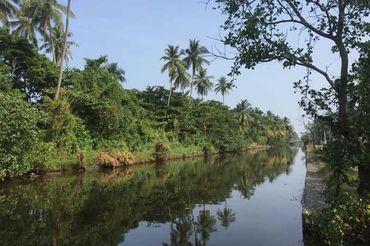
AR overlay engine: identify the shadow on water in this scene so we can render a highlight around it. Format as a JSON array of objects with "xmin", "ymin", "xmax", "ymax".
[{"xmin": 0, "ymin": 146, "xmax": 303, "ymax": 246}]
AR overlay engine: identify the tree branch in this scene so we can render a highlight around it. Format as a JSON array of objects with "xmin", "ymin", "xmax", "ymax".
[{"xmin": 285, "ymin": 0, "xmax": 336, "ymax": 41}]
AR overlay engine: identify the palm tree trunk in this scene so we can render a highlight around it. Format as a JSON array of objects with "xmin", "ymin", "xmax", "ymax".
[
  {"xmin": 55, "ymin": 0, "xmax": 72, "ymax": 100},
  {"xmin": 167, "ymin": 79, "xmax": 173, "ymax": 107},
  {"xmin": 49, "ymin": 27, "xmax": 56, "ymax": 64},
  {"xmin": 222, "ymin": 95, "xmax": 225, "ymax": 105},
  {"xmin": 190, "ymin": 67, "xmax": 195, "ymax": 99}
]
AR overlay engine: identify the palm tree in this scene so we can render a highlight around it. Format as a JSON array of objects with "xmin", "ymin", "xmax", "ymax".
[
  {"xmin": 105, "ymin": 62, "xmax": 126, "ymax": 83},
  {"xmin": 0, "ymin": 0, "xmax": 18, "ymax": 24},
  {"xmin": 21, "ymin": 0, "xmax": 74, "ymax": 62},
  {"xmin": 40, "ymin": 26, "xmax": 77, "ymax": 65},
  {"xmin": 9, "ymin": 13, "xmax": 39, "ymax": 45},
  {"xmin": 55, "ymin": 0, "xmax": 72, "ymax": 100},
  {"xmin": 183, "ymin": 39, "xmax": 209, "ymax": 98},
  {"xmin": 214, "ymin": 76, "xmax": 233, "ymax": 104},
  {"xmin": 235, "ymin": 99, "xmax": 252, "ymax": 130},
  {"xmin": 161, "ymin": 45, "xmax": 188, "ymax": 107},
  {"xmin": 194, "ymin": 67, "xmax": 213, "ymax": 99}
]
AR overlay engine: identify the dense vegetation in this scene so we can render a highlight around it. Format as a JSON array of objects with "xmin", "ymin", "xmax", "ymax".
[
  {"xmin": 212, "ymin": 0, "xmax": 369, "ymax": 244},
  {"xmin": 0, "ymin": 26, "xmax": 296, "ymax": 180}
]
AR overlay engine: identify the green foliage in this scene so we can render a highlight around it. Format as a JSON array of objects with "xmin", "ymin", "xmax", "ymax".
[
  {"xmin": 306, "ymin": 192, "xmax": 370, "ymax": 245},
  {"xmin": 0, "ymin": 63, "xmax": 12, "ymax": 92},
  {"xmin": 43, "ymin": 98, "xmax": 78, "ymax": 153},
  {"xmin": 0, "ymin": 91, "xmax": 41, "ymax": 179},
  {"xmin": 0, "ymin": 28, "xmax": 59, "ymax": 100},
  {"xmin": 0, "ymin": 31, "xmax": 297, "ymax": 177},
  {"xmin": 154, "ymin": 140, "xmax": 170, "ymax": 162}
]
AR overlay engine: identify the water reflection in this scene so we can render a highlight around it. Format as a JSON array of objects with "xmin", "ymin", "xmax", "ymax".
[{"xmin": 0, "ymin": 146, "xmax": 300, "ymax": 246}]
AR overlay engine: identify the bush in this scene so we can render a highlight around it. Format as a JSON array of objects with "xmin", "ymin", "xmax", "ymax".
[
  {"xmin": 153, "ymin": 141, "xmax": 169, "ymax": 162},
  {"xmin": 43, "ymin": 98, "xmax": 77, "ymax": 154},
  {"xmin": 0, "ymin": 91, "xmax": 42, "ymax": 179},
  {"xmin": 203, "ymin": 143, "xmax": 214, "ymax": 156},
  {"xmin": 93, "ymin": 149, "xmax": 134, "ymax": 168},
  {"xmin": 306, "ymin": 192, "xmax": 370, "ymax": 245},
  {"xmin": 26, "ymin": 141, "xmax": 55, "ymax": 172}
]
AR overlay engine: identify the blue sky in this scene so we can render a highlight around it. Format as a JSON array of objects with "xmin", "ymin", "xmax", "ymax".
[{"xmin": 63, "ymin": 0, "xmax": 344, "ymax": 134}]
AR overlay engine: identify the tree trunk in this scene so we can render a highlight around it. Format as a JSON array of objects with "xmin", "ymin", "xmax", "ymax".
[
  {"xmin": 167, "ymin": 80, "xmax": 173, "ymax": 107},
  {"xmin": 337, "ymin": 87, "xmax": 349, "ymax": 138},
  {"xmin": 49, "ymin": 26, "xmax": 56, "ymax": 64},
  {"xmin": 189, "ymin": 66, "xmax": 195, "ymax": 99},
  {"xmin": 55, "ymin": 0, "xmax": 72, "ymax": 100},
  {"xmin": 358, "ymin": 163, "xmax": 370, "ymax": 196}
]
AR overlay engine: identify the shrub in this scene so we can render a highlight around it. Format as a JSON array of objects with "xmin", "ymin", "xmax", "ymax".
[
  {"xmin": 0, "ymin": 91, "xmax": 42, "ymax": 179},
  {"xmin": 43, "ymin": 98, "xmax": 77, "ymax": 154},
  {"xmin": 153, "ymin": 141, "xmax": 169, "ymax": 162},
  {"xmin": 203, "ymin": 143, "xmax": 214, "ymax": 156},
  {"xmin": 26, "ymin": 141, "xmax": 55, "ymax": 172},
  {"xmin": 94, "ymin": 149, "xmax": 134, "ymax": 168},
  {"xmin": 306, "ymin": 192, "xmax": 370, "ymax": 245}
]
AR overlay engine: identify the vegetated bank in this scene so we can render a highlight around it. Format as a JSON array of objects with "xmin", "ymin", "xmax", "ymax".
[
  {"xmin": 0, "ymin": 29, "xmax": 297, "ymax": 181},
  {"xmin": 301, "ymin": 143, "xmax": 370, "ymax": 245}
]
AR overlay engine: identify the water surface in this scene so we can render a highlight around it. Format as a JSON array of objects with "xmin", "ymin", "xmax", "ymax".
[{"xmin": 0, "ymin": 147, "xmax": 305, "ymax": 246}]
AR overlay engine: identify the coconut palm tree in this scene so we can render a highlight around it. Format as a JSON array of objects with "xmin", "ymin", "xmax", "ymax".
[
  {"xmin": 161, "ymin": 45, "xmax": 188, "ymax": 107},
  {"xmin": 235, "ymin": 99, "xmax": 252, "ymax": 130},
  {"xmin": 55, "ymin": 0, "xmax": 72, "ymax": 100},
  {"xmin": 40, "ymin": 26, "xmax": 77, "ymax": 65},
  {"xmin": 105, "ymin": 62, "xmax": 126, "ymax": 83},
  {"xmin": 183, "ymin": 39, "xmax": 209, "ymax": 98},
  {"xmin": 214, "ymin": 76, "xmax": 233, "ymax": 104},
  {"xmin": 9, "ymin": 13, "xmax": 39, "ymax": 45},
  {"xmin": 194, "ymin": 67, "xmax": 213, "ymax": 99},
  {"xmin": 0, "ymin": 0, "xmax": 19, "ymax": 24},
  {"xmin": 21, "ymin": 0, "xmax": 74, "ymax": 62}
]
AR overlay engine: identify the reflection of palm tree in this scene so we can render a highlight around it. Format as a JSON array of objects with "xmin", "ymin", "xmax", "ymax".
[
  {"xmin": 216, "ymin": 201, "xmax": 235, "ymax": 228},
  {"xmin": 238, "ymin": 174, "xmax": 256, "ymax": 200},
  {"xmin": 167, "ymin": 216, "xmax": 193, "ymax": 246},
  {"xmin": 196, "ymin": 209, "xmax": 216, "ymax": 244}
]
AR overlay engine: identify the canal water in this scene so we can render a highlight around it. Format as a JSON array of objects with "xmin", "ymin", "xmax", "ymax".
[{"xmin": 0, "ymin": 146, "xmax": 306, "ymax": 246}]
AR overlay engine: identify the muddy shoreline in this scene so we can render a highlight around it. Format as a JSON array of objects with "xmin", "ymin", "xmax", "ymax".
[{"xmin": 301, "ymin": 147, "xmax": 327, "ymax": 244}]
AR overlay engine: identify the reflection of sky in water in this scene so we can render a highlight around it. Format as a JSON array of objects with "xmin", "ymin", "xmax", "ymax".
[
  {"xmin": 123, "ymin": 149, "xmax": 306, "ymax": 246},
  {"xmin": 0, "ymin": 147, "xmax": 305, "ymax": 245}
]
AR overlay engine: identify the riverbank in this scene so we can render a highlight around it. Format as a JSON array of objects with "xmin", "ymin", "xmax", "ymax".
[
  {"xmin": 6, "ymin": 144, "xmax": 272, "ymax": 182},
  {"xmin": 301, "ymin": 146, "xmax": 328, "ymax": 244}
]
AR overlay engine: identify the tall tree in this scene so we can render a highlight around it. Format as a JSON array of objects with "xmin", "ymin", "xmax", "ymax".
[
  {"xmin": 194, "ymin": 67, "xmax": 213, "ymax": 99},
  {"xmin": 54, "ymin": 0, "xmax": 71, "ymax": 100},
  {"xmin": 183, "ymin": 39, "xmax": 209, "ymax": 98},
  {"xmin": 235, "ymin": 99, "xmax": 251, "ymax": 130},
  {"xmin": 214, "ymin": 76, "xmax": 232, "ymax": 104},
  {"xmin": 214, "ymin": 0, "xmax": 369, "ymax": 191},
  {"xmin": 20, "ymin": 0, "xmax": 74, "ymax": 62},
  {"xmin": 161, "ymin": 45, "xmax": 188, "ymax": 107},
  {"xmin": 40, "ymin": 26, "xmax": 77, "ymax": 65},
  {"xmin": 215, "ymin": 0, "xmax": 369, "ymax": 138},
  {"xmin": 0, "ymin": 0, "xmax": 18, "ymax": 24}
]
